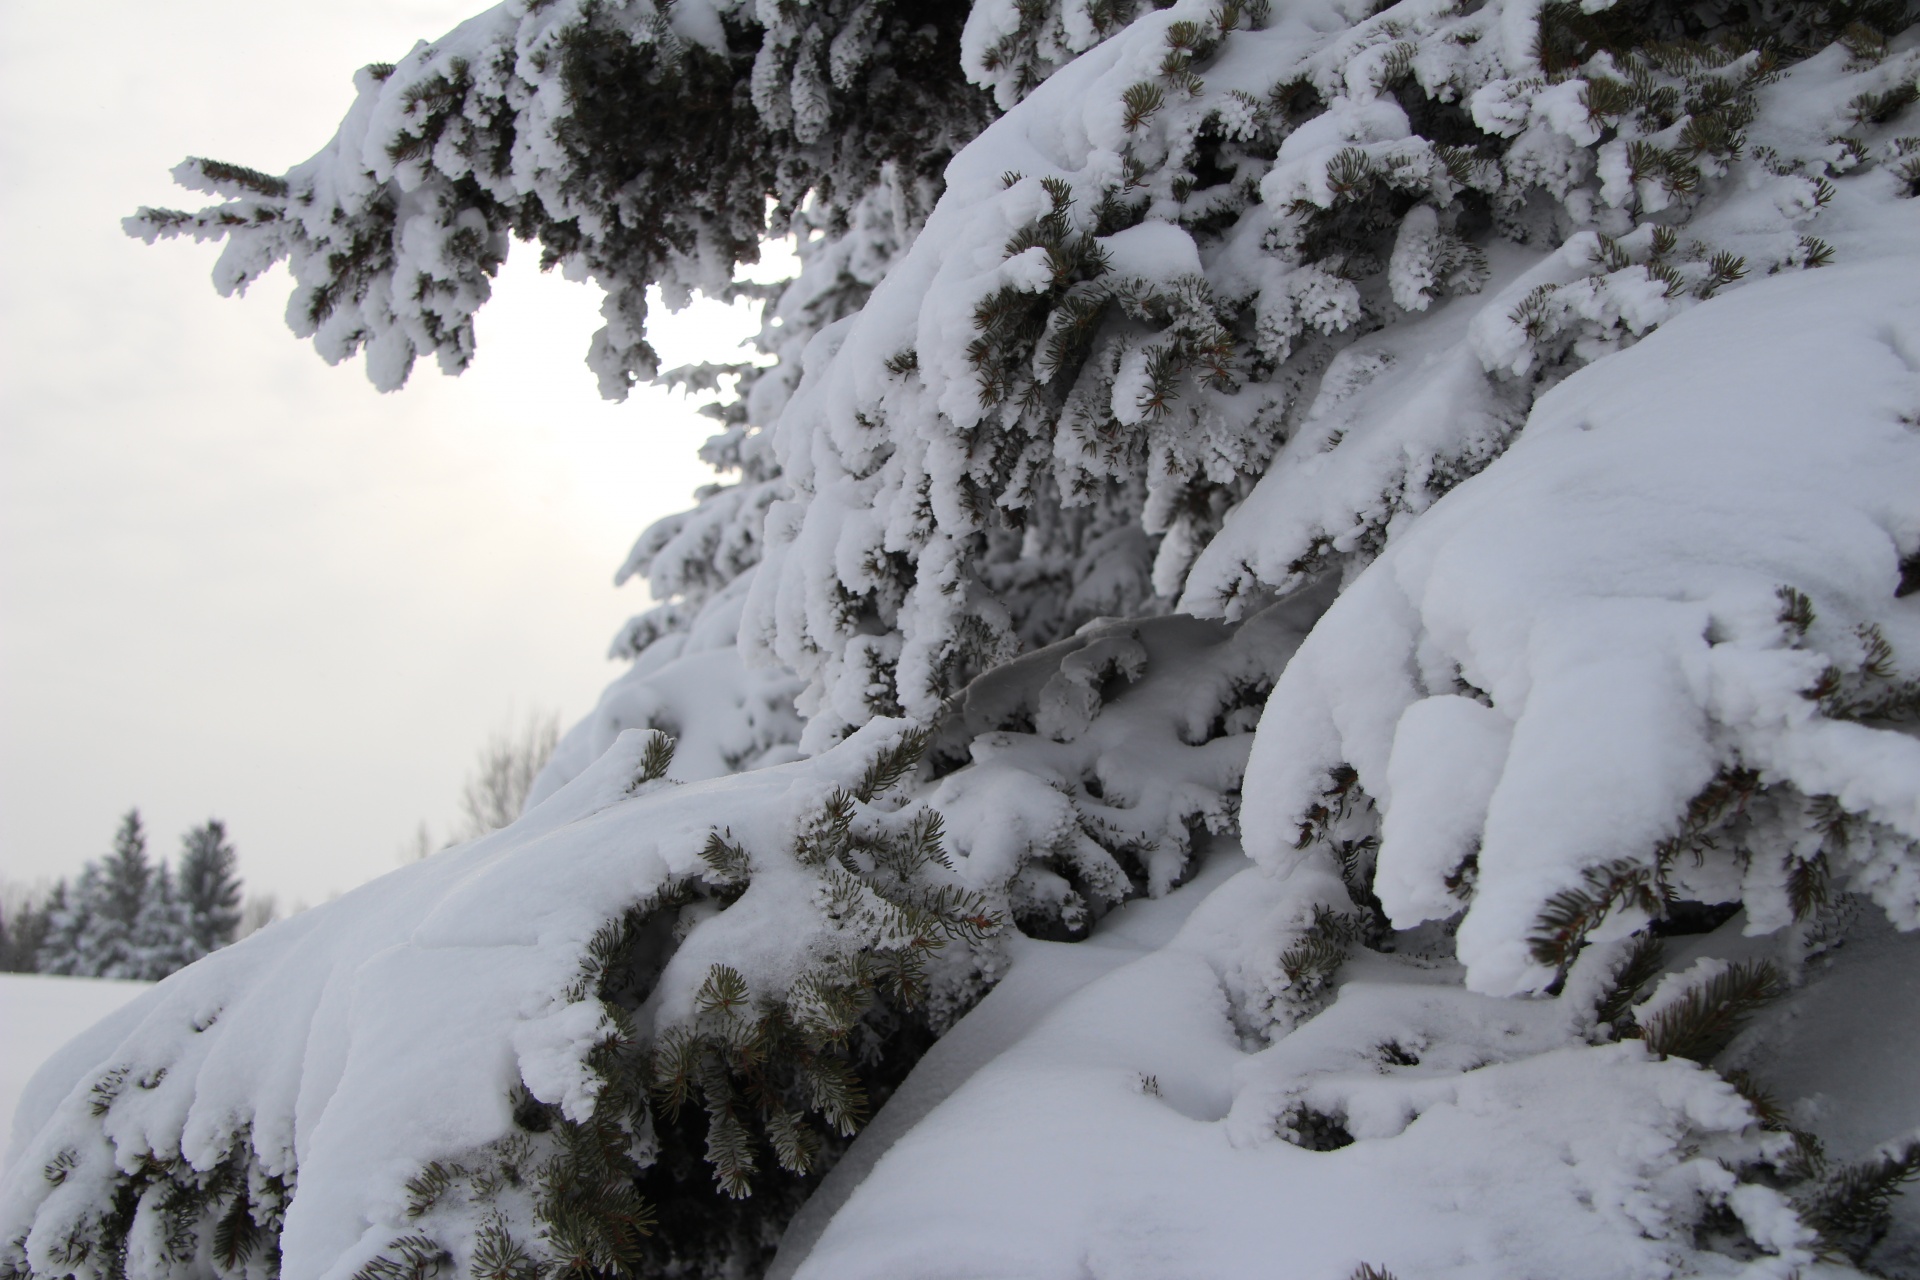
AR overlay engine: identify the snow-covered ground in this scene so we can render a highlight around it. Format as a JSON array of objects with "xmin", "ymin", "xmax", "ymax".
[{"xmin": 0, "ymin": 974, "xmax": 148, "ymax": 1168}]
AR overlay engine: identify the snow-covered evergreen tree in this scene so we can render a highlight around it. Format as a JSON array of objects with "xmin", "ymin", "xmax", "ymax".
[
  {"xmin": 37, "ymin": 867, "xmax": 109, "ymax": 979},
  {"xmin": 8, "ymin": 2, "xmax": 1920, "ymax": 1279},
  {"xmin": 128, "ymin": 864, "xmax": 199, "ymax": 981},
  {"xmin": 98, "ymin": 810, "xmax": 152, "ymax": 945},
  {"xmin": 37, "ymin": 812, "xmax": 152, "ymax": 979},
  {"xmin": 32, "ymin": 812, "xmax": 246, "ymax": 980},
  {"xmin": 0, "ymin": 880, "xmax": 60, "ymax": 973},
  {"xmin": 27, "ymin": 881, "xmax": 79, "ymax": 977},
  {"xmin": 176, "ymin": 821, "xmax": 245, "ymax": 956}
]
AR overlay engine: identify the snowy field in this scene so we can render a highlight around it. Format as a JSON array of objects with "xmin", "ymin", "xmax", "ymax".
[{"xmin": 1, "ymin": 974, "xmax": 147, "ymax": 1168}]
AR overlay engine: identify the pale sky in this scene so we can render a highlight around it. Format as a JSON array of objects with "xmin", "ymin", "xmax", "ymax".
[{"xmin": 0, "ymin": 1, "xmax": 772, "ymax": 905}]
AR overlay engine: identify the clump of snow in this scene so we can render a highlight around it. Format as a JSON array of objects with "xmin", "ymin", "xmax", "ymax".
[
  {"xmin": 928, "ymin": 596, "xmax": 1323, "ymax": 922},
  {"xmin": 1095, "ymin": 220, "xmax": 1201, "ymax": 282},
  {"xmin": 529, "ymin": 596, "xmax": 805, "ymax": 802}
]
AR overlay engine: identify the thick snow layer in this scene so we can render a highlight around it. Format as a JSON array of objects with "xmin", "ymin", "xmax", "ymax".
[
  {"xmin": 528, "ymin": 601, "xmax": 805, "ymax": 805},
  {"xmin": 1723, "ymin": 913, "xmax": 1920, "ymax": 1272},
  {"xmin": 1, "ymin": 976, "xmax": 148, "ymax": 1170},
  {"xmin": 785, "ymin": 843, "xmax": 1920, "ymax": 1279},
  {"xmin": 766, "ymin": 845, "xmax": 1255, "ymax": 1278},
  {"xmin": 1244, "ymin": 258, "xmax": 1920, "ymax": 996}
]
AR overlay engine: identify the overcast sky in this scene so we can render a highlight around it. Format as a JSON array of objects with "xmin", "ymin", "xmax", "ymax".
[{"xmin": 0, "ymin": 1, "xmax": 767, "ymax": 905}]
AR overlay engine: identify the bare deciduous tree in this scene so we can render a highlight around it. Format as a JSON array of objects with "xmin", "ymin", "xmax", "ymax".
[{"xmin": 453, "ymin": 711, "xmax": 560, "ymax": 842}]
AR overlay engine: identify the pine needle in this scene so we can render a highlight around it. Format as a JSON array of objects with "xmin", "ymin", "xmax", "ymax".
[{"xmin": 1639, "ymin": 959, "xmax": 1788, "ymax": 1062}]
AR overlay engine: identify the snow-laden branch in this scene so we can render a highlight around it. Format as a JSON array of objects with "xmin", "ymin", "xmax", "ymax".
[{"xmin": 1246, "ymin": 255, "xmax": 1920, "ymax": 995}]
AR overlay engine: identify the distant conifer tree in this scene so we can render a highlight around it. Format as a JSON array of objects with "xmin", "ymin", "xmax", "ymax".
[
  {"xmin": 32, "ymin": 811, "xmax": 247, "ymax": 980},
  {"xmin": 83, "ymin": 809, "xmax": 157, "ymax": 979},
  {"xmin": 37, "ymin": 869, "xmax": 97, "ymax": 977},
  {"xmin": 0, "ymin": 895, "xmax": 50, "ymax": 973},
  {"xmin": 177, "ymin": 819, "xmax": 244, "ymax": 954},
  {"xmin": 99, "ymin": 810, "xmax": 150, "ymax": 931}
]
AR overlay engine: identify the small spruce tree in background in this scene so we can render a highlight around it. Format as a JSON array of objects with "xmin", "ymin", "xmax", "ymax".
[
  {"xmin": 177, "ymin": 819, "xmax": 244, "ymax": 954},
  {"xmin": 30, "ymin": 882, "xmax": 70, "ymax": 973},
  {"xmin": 38, "ymin": 865, "xmax": 103, "ymax": 977},
  {"xmin": 0, "ymin": 887, "xmax": 51, "ymax": 973},
  {"xmin": 130, "ymin": 862, "xmax": 197, "ymax": 978},
  {"xmin": 85, "ymin": 810, "xmax": 157, "ymax": 979}
]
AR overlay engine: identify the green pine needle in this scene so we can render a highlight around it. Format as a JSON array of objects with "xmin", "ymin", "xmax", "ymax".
[
  {"xmin": 1595, "ymin": 933, "xmax": 1665, "ymax": 1026},
  {"xmin": 1639, "ymin": 959, "xmax": 1788, "ymax": 1062},
  {"xmin": 1798, "ymin": 1140, "xmax": 1920, "ymax": 1263}
]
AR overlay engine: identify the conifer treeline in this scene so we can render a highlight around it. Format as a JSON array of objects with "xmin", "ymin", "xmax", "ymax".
[{"xmin": 0, "ymin": 810, "xmax": 245, "ymax": 979}]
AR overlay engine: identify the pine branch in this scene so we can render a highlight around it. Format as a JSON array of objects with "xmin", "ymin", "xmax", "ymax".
[
  {"xmin": 1121, "ymin": 81, "xmax": 1165, "ymax": 131},
  {"xmin": 1848, "ymin": 81, "xmax": 1918, "ymax": 126},
  {"xmin": 470, "ymin": 1216, "xmax": 541, "ymax": 1280},
  {"xmin": 1639, "ymin": 959, "xmax": 1788, "ymax": 1062},
  {"xmin": 1776, "ymin": 585, "xmax": 1815, "ymax": 637},
  {"xmin": 648, "ymin": 1028, "xmax": 703, "ymax": 1119},
  {"xmin": 1595, "ymin": 933, "xmax": 1665, "ymax": 1026},
  {"xmin": 1528, "ymin": 856, "xmax": 1670, "ymax": 976},
  {"xmin": 88, "ymin": 1065, "xmax": 131, "ymax": 1117},
  {"xmin": 699, "ymin": 830, "xmax": 752, "ymax": 886},
  {"xmin": 795, "ymin": 790, "xmax": 858, "ymax": 866},
  {"xmin": 174, "ymin": 157, "xmax": 290, "ymax": 200},
  {"xmin": 211, "ymin": 1187, "xmax": 260, "ymax": 1272},
  {"xmin": 634, "ymin": 731, "xmax": 676, "ymax": 788},
  {"xmin": 403, "ymin": 1161, "xmax": 466, "ymax": 1220},
  {"xmin": 1787, "ymin": 849, "xmax": 1832, "ymax": 921},
  {"xmin": 1798, "ymin": 1140, "xmax": 1920, "ymax": 1263},
  {"xmin": 1280, "ymin": 905, "xmax": 1360, "ymax": 999},
  {"xmin": 1719, "ymin": 1068, "xmax": 1791, "ymax": 1132},
  {"xmin": 696, "ymin": 965, "xmax": 751, "ymax": 1017},
  {"xmin": 764, "ymin": 1107, "xmax": 823, "ymax": 1175},
  {"xmin": 851, "ymin": 727, "xmax": 931, "ymax": 803},
  {"xmin": 703, "ymin": 1099, "xmax": 758, "ymax": 1199},
  {"xmin": 352, "ymin": 1235, "xmax": 451, "ymax": 1280}
]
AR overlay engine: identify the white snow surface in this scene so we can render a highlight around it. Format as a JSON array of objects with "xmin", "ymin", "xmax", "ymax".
[
  {"xmin": 785, "ymin": 851, "xmax": 1920, "ymax": 1280},
  {"xmin": 2, "ymin": 977, "xmax": 149, "ymax": 1171},
  {"xmin": 528, "ymin": 577, "xmax": 805, "ymax": 806}
]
